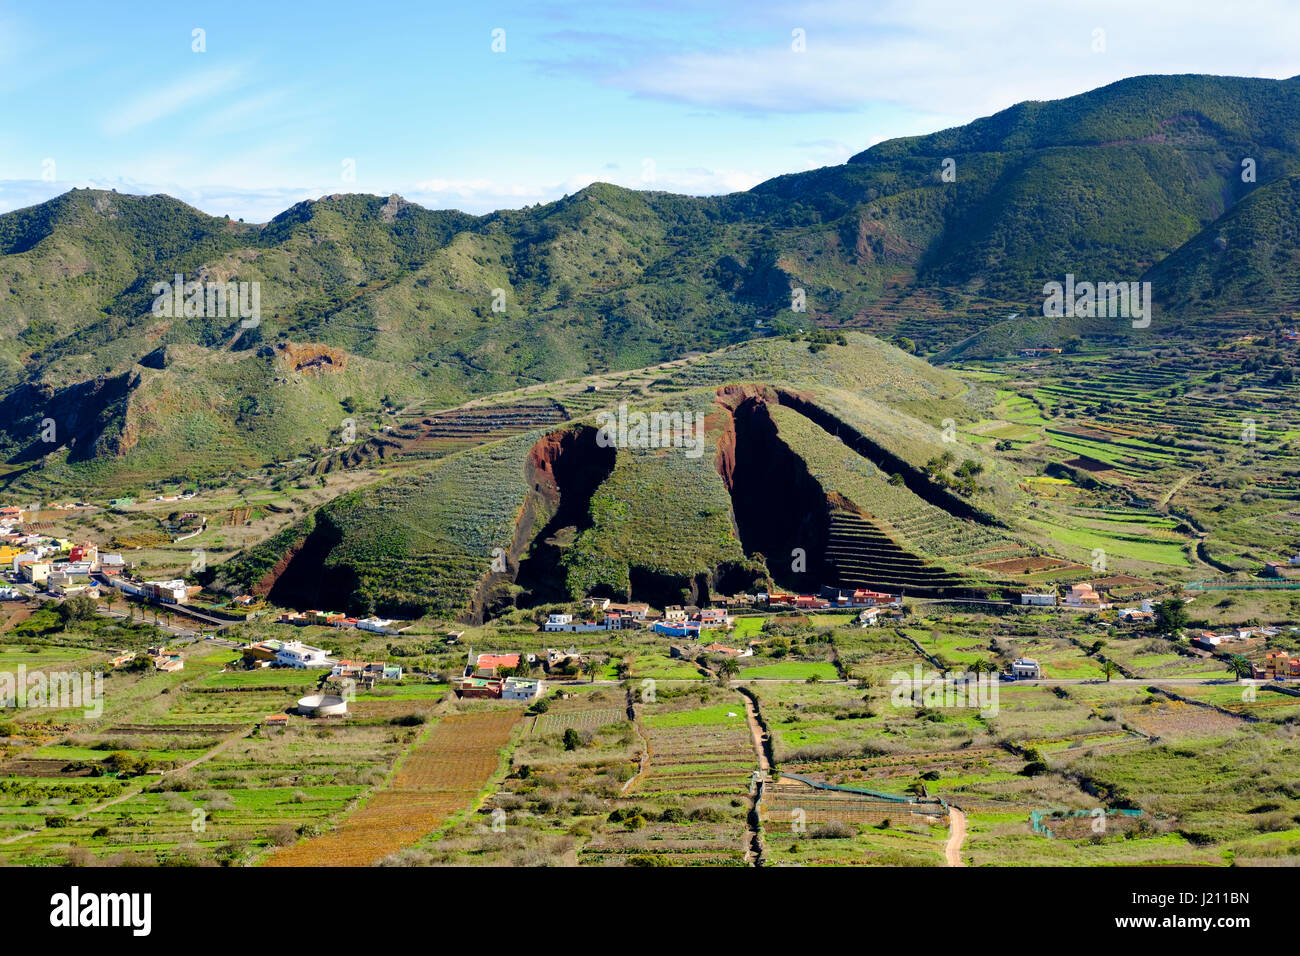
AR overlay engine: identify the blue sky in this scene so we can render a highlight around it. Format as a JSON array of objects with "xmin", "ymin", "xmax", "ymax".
[{"xmin": 3, "ymin": 0, "xmax": 1299, "ymax": 221}]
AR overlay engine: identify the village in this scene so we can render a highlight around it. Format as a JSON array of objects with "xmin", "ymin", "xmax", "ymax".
[{"xmin": 4, "ymin": 497, "xmax": 1300, "ymax": 709}]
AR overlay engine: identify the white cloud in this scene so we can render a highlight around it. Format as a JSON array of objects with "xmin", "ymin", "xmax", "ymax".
[
  {"xmin": 102, "ymin": 68, "xmax": 243, "ymax": 135},
  {"xmin": 591, "ymin": 0, "xmax": 1300, "ymax": 119}
]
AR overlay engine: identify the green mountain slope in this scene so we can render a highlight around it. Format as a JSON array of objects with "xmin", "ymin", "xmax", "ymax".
[
  {"xmin": 1147, "ymin": 171, "xmax": 1300, "ymax": 316},
  {"xmin": 5, "ymin": 74, "xmax": 1300, "ymax": 490}
]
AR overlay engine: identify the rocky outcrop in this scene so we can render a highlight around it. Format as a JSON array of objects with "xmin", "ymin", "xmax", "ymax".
[
  {"xmin": 714, "ymin": 387, "xmax": 828, "ymax": 591},
  {"xmin": 512, "ymin": 425, "xmax": 617, "ymax": 608},
  {"xmin": 266, "ymin": 342, "xmax": 348, "ymax": 374}
]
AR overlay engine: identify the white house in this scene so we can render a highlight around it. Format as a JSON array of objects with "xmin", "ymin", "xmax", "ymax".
[
  {"xmin": 698, "ymin": 609, "xmax": 733, "ymax": 629},
  {"xmin": 502, "ymin": 677, "xmax": 544, "ymax": 701},
  {"xmin": 356, "ymin": 616, "xmax": 398, "ymax": 635},
  {"xmin": 544, "ymin": 613, "xmax": 605, "ymax": 632},
  {"xmin": 1011, "ymin": 658, "xmax": 1041, "ymax": 679},
  {"xmin": 1020, "ymin": 593, "xmax": 1055, "ymax": 606},
  {"xmin": 275, "ymin": 640, "xmax": 331, "ymax": 668},
  {"xmin": 145, "ymin": 579, "xmax": 189, "ymax": 604},
  {"xmin": 110, "ymin": 578, "xmax": 147, "ymax": 597}
]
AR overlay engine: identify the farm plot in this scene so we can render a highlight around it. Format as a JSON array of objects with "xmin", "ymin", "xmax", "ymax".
[
  {"xmin": 0, "ymin": 702, "xmax": 425, "ymax": 867},
  {"xmin": 1021, "ymin": 515, "xmax": 1192, "ymax": 570},
  {"xmin": 975, "ymin": 555, "xmax": 1088, "ymax": 577},
  {"xmin": 984, "ymin": 685, "xmax": 1115, "ymax": 740},
  {"xmin": 262, "ymin": 709, "xmax": 520, "ymax": 866},
  {"xmin": 1175, "ymin": 684, "xmax": 1300, "ymax": 722},
  {"xmin": 962, "ymin": 808, "xmax": 1216, "ymax": 867},
  {"xmin": 830, "ymin": 629, "xmax": 927, "ymax": 680},
  {"xmin": 576, "ymin": 690, "xmax": 754, "ymax": 866},
  {"xmin": 413, "ymin": 685, "xmax": 751, "ymax": 867},
  {"xmin": 1055, "ymin": 730, "xmax": 1300, "ymax": 864},
  {"xmin": 750, "ymin": 681, "xmax": 882, "ymax": 764},
  {"xmin": 527, "ymin": 707, "xmax": 628, "ymax": 738},
  {"xmin": 759, "ymin": 776, "xmax": 948, "ymax": 866},
  {"xmin": 635, "ymin": 701, "xmax": 756, "ymax": 798},
  {"xmin": 162, "ymin": 688, "xmax": 303, "ymax": 725},
  {"xmin": 1101, "ymin": 639, "xmax": 1225, "ymax": 679},
  {"xmin": 1118, "ymin": 697, "xmax": 1247, "ymax": 740},
  {"xmin": 395, "ymin": 693, "xmax": 638, "ymax": 866},
  {"xmin": 737, "ymin": 660, "xmax": 838, "ymax": 681},
  {"xmin": 628, "ymin": 652, "xmax": 704, "ymax": 681}
]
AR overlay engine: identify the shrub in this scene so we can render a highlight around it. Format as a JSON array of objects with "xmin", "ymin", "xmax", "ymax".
[
  {"xmin": 811, "ymin": 821, "xmax": 854, "ymax": 839},
  {"xmin": 268, "ymin": 823, "xmax": 299, "ymax": 846}
]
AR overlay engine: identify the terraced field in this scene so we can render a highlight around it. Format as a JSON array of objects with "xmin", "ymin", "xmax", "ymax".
[
  {"xmin": 0, "ymin": 647, "xmax": 449, "ymax": 866},
  {"xmin": 633, "ymin": 703, "xmax": 756, "ymax": 798},
  {"xmin": 216, "ymin": 428, "xmax": 545, "ymax": 619},
  {"xmin": 579, "ymin": 692, "xmax": 755, "ymax": 866},
  {"xmin": 526, "ymin": 707, "xmax": 627, "ymax": 737},
  {"xmin": 951, "ymin": 346, "xmax": 1300, "ymax": 579},
  {"xmin": 395, "ymin": 401, "xmax": 568, "ymax": 457},
  {"xmin": 263, "ymin": 709, "xmax": 519, "ymax": 867},
  {"xmin": 825, "ymin": 511, "xmax": 982, "ymax": 597},
  {"xmin": 764, "ymin": 404, "xmax": 1023, "ymax": 596}
]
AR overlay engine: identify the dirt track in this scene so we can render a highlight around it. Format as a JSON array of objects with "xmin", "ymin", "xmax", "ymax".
[{"xmin": 945, "ymin": 806, "xmax": 967, "ymax": 866}]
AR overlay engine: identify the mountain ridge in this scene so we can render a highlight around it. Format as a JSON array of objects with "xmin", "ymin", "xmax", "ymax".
[{"xmin": 4, "ymin": 73, "xmax": 1300, "ymax": 490}]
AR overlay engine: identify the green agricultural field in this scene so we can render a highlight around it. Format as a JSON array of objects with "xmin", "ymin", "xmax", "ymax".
[{"xmin": 738, "ymin": 660, "xmax": 838, "ymax": 680}]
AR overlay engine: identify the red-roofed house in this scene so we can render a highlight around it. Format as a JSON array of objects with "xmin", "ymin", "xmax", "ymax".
[{"xmin": 475, "ymin": 652, "xmax": 522, "ymax": 676}]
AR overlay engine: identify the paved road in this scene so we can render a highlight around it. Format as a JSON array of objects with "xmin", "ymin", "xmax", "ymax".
[
  {"xmin": 1001, "ymin": 677, "xmax": 1251, "ymax": 687},
  {"xmin": 551, "ymin": 676, "xmax": 1269, "ymax": 687},
  {"xmin": 93, "ymin": 606, "xmax": 201, "ymax": 640}
]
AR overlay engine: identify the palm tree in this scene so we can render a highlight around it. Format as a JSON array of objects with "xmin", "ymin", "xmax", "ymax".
[
  {"xmin": 1100, "ymin": 659, "xmax": 1117, "ymax": 683},
  {"xmin": 581, "ymin": 658, "xmax": 599, "ymax": 683},
  {"xmin": 1226, "ymin": 654, "xmax": 1252, "ymax": 681}
]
